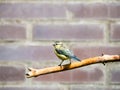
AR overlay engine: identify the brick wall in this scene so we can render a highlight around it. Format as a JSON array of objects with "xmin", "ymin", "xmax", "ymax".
[{"xmin": 0, "ymin": 0, "xmax": 120, "ymax": 90}]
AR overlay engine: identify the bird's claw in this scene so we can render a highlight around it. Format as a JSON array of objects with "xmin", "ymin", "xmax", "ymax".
[{"xmin": 58, "ymin": 64, "xmax": 62, "ymax": 66}]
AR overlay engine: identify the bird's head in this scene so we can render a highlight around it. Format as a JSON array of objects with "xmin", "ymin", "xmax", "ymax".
[{"xmin": 53, "ymin": 41, "xmax": 63, "ymax": 48}]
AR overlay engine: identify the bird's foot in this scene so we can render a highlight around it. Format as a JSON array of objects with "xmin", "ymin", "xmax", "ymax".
[
  {"xmin": 58, "ymin": 64, "xmax": 62, "ymax": 66},
  {"xmin": 102, "ymin": 62, "xmax": 106, "ymax": 66}
]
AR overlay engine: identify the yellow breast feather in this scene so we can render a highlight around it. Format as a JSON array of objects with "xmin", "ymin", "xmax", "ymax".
[{"xmin": 54, "ymin": 50, "xmax": 69, "ymax": 60}]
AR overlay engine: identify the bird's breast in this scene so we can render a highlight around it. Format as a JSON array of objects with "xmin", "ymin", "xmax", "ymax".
[{"xmin": 54, "ymin": 50, "xmax": 69, "ymax": 60}]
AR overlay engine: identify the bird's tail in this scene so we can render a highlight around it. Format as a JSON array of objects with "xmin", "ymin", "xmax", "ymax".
[{"xmin": 72, "ymin": 56, "xmax": 80, "ymax": 61}]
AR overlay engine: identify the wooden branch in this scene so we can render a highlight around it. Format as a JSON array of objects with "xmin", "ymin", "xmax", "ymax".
[{"xmin": 26, "ymin": 54, "xmax": 120, "ymax": 78}]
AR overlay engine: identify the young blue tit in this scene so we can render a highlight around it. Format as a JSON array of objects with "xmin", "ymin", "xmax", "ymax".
[{"xmin": 53, "ymin": 41, "xmax": 80, "ymax": 66}]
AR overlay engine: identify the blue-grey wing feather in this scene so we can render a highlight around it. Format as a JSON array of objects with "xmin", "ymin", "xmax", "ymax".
[
  {"xmin": 55, "ymin": 48, "xmax": 80, "ymax": 61},
  {"xmin": 55, "ymin": 48, "xmax": 74, "ymax": 58}
]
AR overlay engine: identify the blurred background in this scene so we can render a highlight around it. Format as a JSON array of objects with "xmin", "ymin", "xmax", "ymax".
[{"xmin": 0, "ymin": 0, "xmax": 120, "ymax": 90}]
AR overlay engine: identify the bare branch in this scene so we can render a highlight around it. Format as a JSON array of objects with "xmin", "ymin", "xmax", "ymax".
[{"xmin": 26, "ymin": 54, "xmax": 120, "ymax": 78}]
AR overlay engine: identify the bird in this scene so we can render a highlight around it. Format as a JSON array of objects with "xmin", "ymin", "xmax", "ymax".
[{"xmin": 53, "ymin": 41, "xmax": 80, "ymax": 66}]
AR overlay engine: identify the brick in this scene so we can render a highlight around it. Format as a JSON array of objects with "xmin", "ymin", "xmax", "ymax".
[
  {"xmin": 2, "ymin": 87, "xmax": 119, "ymax": 90},
  {"xmin": 0, "ymin": 66, "xmax": 25, "ymax": 81},
  {"xmin": 70, "ymin": 86, "xmax": 116, "ymax": 90},
  {"xmin": 0, "ymin": 25, "xmax": 26, "ymax": 40},
  {"xmin": 0, "ymin": 3, "xmax": 66, "ymax": 18},
  {"xmin": 34, "ymin": 74, "xmax": 53, "ymax": 81},
  {"xmin": 0, "ymin": 87, "xmax": 61, "ymax": 90},
  {"xmin": 67, "ymin": 3, "xmax": 120, "ymax": 19},
  {"xmin": 108, "ymin": 3, "xmax": 120, "ymax": 18},
  {"xmin": 110, "ymin": 24, "xmax": 120, "ymax": 41},
  {"xmin": 90, "ymin": 3, "xmax": 108, "ymax": 18},
  {"xmin": 34, "ymin": 70, "xmax": 71, "ymax": 82},
  {"xmin": 111, "ymin": 69, "xmax": 120, "ymax": 83},
  {"xmin": 0, "ymin": 45, "xmax": 57, "ymax": 61},
  {"xmin": 52, "ymin": 70, "xmax": 71, "ymax": 82},
  {"xmin": 70, "ymin": 87, "xmax": 103, "ymax": 90},
  {"xmin": 67, "ymin": 3, "xmax": 85, "ymax": 18},
  {"xmin": 71, "ymin": 65, "xmax": 104, "ymax": 83},
  {"xmin": 33, "ymin": 24, "xmax": 104, "ymax": 41},
  {"xmin": 67, "ymin": 3, "xmax": 108, "ymax": 19},
  {"xmin": 72, "ymin": 46, "xmax": 120, "ymax": 60},
  {"xmin": 35, "ymin": 65, "xmax": 104, "ymax": 83}
]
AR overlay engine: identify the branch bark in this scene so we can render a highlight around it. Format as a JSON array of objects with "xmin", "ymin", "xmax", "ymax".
[{"xmin": 26, "ymin": 54, "xmax": 120, "ymax": 78}]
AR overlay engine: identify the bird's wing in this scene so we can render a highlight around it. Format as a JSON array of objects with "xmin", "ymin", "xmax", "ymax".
[{"xmin": 55, "ymin": 48, "xmax": 74, "ymax": 58}]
